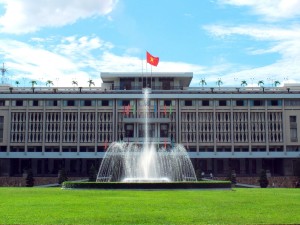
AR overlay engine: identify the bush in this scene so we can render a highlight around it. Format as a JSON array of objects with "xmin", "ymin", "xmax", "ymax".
[
  {"xmin": 58, "ymin": 168, "xmax": 68, "ymax": 185},
  {"xmin": 258, "ymin": 169, "xmax": 269, "ymax": 188},
  {"xmin": 25, "ymin": 169, "xmax": 35, "ymax": 187},
  {"xmin": 88, "ymin": 165, "xmax": 97, "ymax": 182}
]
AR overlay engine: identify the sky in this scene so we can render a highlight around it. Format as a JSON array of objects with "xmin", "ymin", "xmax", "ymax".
[{"xmin": 1, "ymin": 0, "xmax": 300, "ymax": 87}]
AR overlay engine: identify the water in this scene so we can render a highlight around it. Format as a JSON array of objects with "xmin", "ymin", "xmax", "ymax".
[{"xmin": 96, "ymin": 88, "xmax": 197, "ymax": 182}]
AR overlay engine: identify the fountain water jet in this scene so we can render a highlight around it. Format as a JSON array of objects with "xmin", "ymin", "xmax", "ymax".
[{"xmin": 97, "ymin": 88, "xmax": 197, "ymax": 182}]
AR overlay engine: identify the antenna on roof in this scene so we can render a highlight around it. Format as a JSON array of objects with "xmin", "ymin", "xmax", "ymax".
[{"xmin": 0, "ymin": 63, "xmax": 8, "ymax": 84}]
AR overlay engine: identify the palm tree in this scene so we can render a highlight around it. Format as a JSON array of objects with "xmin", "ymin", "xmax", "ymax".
[
  {"xmin": 15, "ymin": 81, "xmax": 20, "ymax": 87},
  {"xmin": 46, "ymin": 80, "xmax": 53, "ymax": 87},
  {"xmin": 199, "ymin": 78, "xmax": 207, "ymax": 88},
  {"xmin": 88, "ymin": 79, "xmax": 95, "ymax": 87},
  {"xmin": 258, "ymin": 80, "xmax": 264, "ymax": 87},
  {"xmin": 216, "ymin": 78, "xmax": 223, "ymax": 88},
  {"xmin": 72, "ymin": 80, "xmax": 78, "ymax": 86},
  {"xmin": 274, "ymin": 80, "xmax": 280, "ymax": 87},
  {"xmin": 241, "ymin": 80, "xmax": 247, "ymax": 87},
  {"xmin": 30, "ymin": 80, "xmax": 37, "ymax": 88}
]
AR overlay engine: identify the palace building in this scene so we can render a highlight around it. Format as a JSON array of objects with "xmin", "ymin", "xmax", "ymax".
[{"xmin": 0, "ymin": 72, "xmax": 299, "ymax": 177}]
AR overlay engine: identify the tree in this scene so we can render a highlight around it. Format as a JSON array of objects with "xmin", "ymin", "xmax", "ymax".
[
  {"xmin": 88, "ymin": 79, "xmax": 95, "ymax": 87},
  {"xmin": 46, "ymin": 80, "xmax": 54, "ymax": 87},
  {"xmin": 25, "ymin": 169, "xmax": 34, "ymax": 187},
  {"xmin": 72, "ymin": 80, "xmax": 78, "ymax": 86},
  {"xmin": 241, "ymin": 80, "xmax": 247, "ymax": 87},
  {"xmin": 199, "ymin": 78, "xmax": 207, "ymax": 88},
  {"xmin": 227, "ymin": 170, "xmax": 237, "ymax": 186},
  {"xmin": 88, "ymin": 165, "xmax": 97, "ymax": 182},
  {"xmin": 216, "ymin": 78, "xmax": 223, "ymax": 88},
  {"xmin": 30, "ymin": 80, "xmax": 37, "ymax": 88},
  {"xmin": 58, "ymin": 168, "xmax": 68, "ymax": 185},
  {"xmin": 195, "ymin": 168, "xmax": 203, "ymax": 181},
  {"xmin": 258, "ymin": 80, "xmax": 264, "ymax": 87},
  {"xmin": 274, "ymin": 80, "xmax": 280, "ymax": 87},
  {"xmin": 15, "ymin": 81, "xmax": 20, "ymax": 87},
  {"xmin": 258, "ymin": 169, "xmax": 269, "ymax": 188}
]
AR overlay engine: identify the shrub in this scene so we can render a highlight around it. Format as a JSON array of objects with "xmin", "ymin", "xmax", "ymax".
[
  {"xmin": 258, "ymin": 169, "xmax": 269, "ymax": 188},
  {"xmin": 25, "ymin": 169, "xmax": 35, "ymax": 187},
  {"xmin": 58, "ymin": 168, "xmax": 68, "ymax": 185},
  {"xmin": 88, "ymin": 165, "xmax": 97, "ymax": 182}
]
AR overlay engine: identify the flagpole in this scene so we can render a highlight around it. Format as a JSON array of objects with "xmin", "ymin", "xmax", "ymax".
[
  {"xmin": 141, "ymin": 54, "xmax": 143, "ymax": 90},
  {"xmin": 151, "ymin": 65, "xmax": 152, "ymax": 88},
  {"xmin": 145, "ymin": 55, "xmax": 148, "ymax": 88}
]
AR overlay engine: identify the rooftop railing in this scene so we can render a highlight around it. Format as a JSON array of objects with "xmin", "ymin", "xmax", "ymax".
[{"xmin": 0, "ymin": 85, "xmax": 298, "ymax": 94}]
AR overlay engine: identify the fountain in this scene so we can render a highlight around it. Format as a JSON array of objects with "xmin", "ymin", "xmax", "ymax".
[{"xmin": 96, "ymin": 88, "xmax": 197, "ymax": 183}]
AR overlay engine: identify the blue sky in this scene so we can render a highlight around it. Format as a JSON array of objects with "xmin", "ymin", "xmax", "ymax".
[{"xmin": 1, "ymin": 0, "xmax": 300, "ymax": 87}]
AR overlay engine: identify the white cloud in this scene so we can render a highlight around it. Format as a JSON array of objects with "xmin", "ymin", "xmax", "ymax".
[
  {"xmin": 204, "ymin": 24, "xmax": 300, "ymax": 85},
  {"xmin": 219, "ymin": 0, "xmax": 300, "ymax": 21},
  {"xmin": 0, "ymin": 0, "xmax": 118, "ymax": 34},
  {"xmin": 204, "ymin": 24, "xmax": 300, "ymax": 41},
  {"xmin": 0, "ymin": 36, "xmax": 208, "ymax": 87}
]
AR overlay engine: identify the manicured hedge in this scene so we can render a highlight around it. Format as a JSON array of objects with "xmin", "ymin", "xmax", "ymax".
[{"xmin": 62, "ymin": 181, "xmax": 231, "ymax": 189}]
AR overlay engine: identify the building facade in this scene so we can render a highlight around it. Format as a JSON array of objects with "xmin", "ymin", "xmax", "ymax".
[{"xmin": 0, "ymin": 72, "xmax": 299, "ymax": 177}]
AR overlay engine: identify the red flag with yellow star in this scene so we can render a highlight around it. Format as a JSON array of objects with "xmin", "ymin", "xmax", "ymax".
[{"xmin": 146, "ymin": 51, "xmax": 159, "ymax": 66}]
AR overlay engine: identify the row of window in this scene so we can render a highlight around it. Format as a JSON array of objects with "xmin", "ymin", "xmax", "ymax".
[
  {"xmin": 0, "ymin": 99, "xmax": 287, "ymax": 107},
  {"xmin": 183, "ymin": 100, "xmax": 282, "ymax": 107}
]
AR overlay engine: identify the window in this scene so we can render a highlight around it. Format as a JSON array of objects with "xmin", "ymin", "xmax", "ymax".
[
  {"xmin": 164, "ymin": 100, "xmax": 172, "ymax": 106},
  {"xmin": 184, "ymin": 100, "xmax": 193, "ymax": 106},
  {"xmin": 290, "ymin": 116, "xmax": 296, "ymax": 123},
  {"xmin": 16, "ymin": 100, "xmax": 23, "ymax": 106},
  {"xmin": 0, "ymin": 100, "xmax": 5, "ymax": 106},
  {"xmin": 219, "ymin": 100, "xmax": 227, "ymax": 106},
  {"xmin": 67, "ymin": 100, "xmax": 75, "ymax": 106},
  {"xmin": 253, "ymin": 100, "xmax": 264, "ymax": 106},
  {"xmin": 46, "ymin": 100, "xmax": 58, "ymax": 106},
  {"xmin": 160, "ymin": 124, "xmax": 169, "ymax": 138},
  {"xmin": 33, "ymin": 100, "xmax": 39, "ymax": 106},
  {"xmin": 291, "ymin": 129, "xmax": 298, "ymax": 142},
  {"xmin": 125, "ymin": 124, "xmax": 134, "ymax": 138},
  {"xmin": 202, "ymin": 100, "xmax": 209, "ymax": 106},
  {"xmin": 290, "ymin": 116, "xmax": 298, "ymax": 142},
  {"xmin": 236, "ymin": 100, "xmax": 245, "ymax": 106},
  {"xmin": 0, "ymin": 116, "xmax": 3, "ymax": 142},
  {"xmin": 122, "ymin": 100, "xmax": 130, "ymax": 106},
  {"xmin": 83, "ymin": 100, "xmax": 92, "ymax": 106},
  {"xmin": 102, "ymin": 100, "xmax": 109, "ymax": 106},
  {"xmin": 268, "ymin": 100, "xmax": 281, "ymax": 106}
]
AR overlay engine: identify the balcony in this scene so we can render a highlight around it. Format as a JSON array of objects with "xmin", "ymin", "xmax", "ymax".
[
  {"xmin": 123, "ymin": 117, "xmax": 171, "ymax": 123},
  {"xmin": 125, "ymin": 137, "xmax": 171, "ymax": 143}
]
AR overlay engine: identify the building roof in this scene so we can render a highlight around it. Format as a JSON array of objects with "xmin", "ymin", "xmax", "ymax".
[{"xmin": 101, "ymin": 72, "xmax": 193, "ymax": 87}]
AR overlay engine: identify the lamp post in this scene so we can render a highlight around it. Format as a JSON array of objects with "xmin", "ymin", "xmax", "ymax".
[
  {"xmin": 250, "ymin": 78, "xmax": 254, "ymax": 88},
  {"xmin": 234, "ymin": 77, "xmax": 238, "ymax": 86}
]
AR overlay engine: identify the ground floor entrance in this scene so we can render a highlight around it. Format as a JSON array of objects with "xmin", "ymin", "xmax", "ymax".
[{"xmin": 0, "ymin": 158, "xmax": 297, "ymax": 177}]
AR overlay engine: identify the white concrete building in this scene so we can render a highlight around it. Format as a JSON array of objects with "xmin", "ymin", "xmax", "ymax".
[{"xmin": 0, "ymin": 72, "xmax": 299, "ymax": 177}]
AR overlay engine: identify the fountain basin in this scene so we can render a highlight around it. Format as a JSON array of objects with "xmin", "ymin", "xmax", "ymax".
[
  {"xmin": 63, "ymin": 181, "xmax": 232, "ymax": 189},
  {"xmin": 122, "ymin": 177, "xmax": 171, "ymax": 183}
]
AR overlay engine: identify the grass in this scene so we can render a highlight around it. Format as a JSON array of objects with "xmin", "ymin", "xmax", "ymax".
[{"xmin": 0, "ymin": 188, "xmax": 299, "ymax": 224}]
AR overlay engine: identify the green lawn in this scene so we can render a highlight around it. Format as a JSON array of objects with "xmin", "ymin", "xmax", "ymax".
[{"xmin": 0, "ymin": 188, "xmax": 299, "ymax": 225}]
